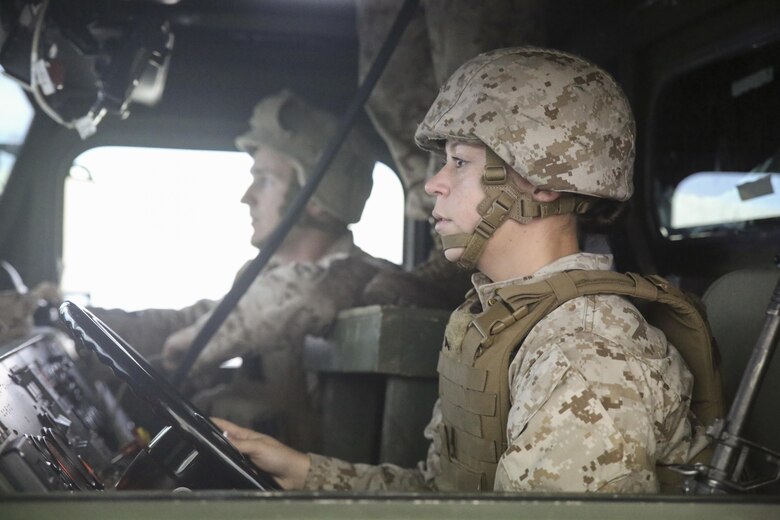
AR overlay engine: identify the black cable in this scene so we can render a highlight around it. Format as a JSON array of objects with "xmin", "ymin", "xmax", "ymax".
[{"xmin": 171, "ymin": 0, "xmax": 421, "ymax": 386}]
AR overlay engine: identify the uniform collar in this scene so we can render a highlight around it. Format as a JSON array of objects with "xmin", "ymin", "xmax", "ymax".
[
  {"xmin": 318, "ymin": 230, "xmax": 360, "ymax": 266},
  {"xmin": 472, "ymin": 252, "xmax": 614, "ymax": 309},
  {"xmin": 267, "ymin": 230, "xmax": 358, "ymax": 271}
]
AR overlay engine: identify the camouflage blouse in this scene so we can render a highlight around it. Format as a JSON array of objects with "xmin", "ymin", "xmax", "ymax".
[
  {"xmin": 88, "ymin": 232, "xmax": 386, "ymax": 451},
  {"xmin": 304, "ymin": 253, "xmax": 696, "ymax": 493}
]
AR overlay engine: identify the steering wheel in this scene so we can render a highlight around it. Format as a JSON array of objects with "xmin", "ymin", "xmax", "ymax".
[{"xmin": 59, "ymin": 301, "xmax": 281, "ymax": 491}]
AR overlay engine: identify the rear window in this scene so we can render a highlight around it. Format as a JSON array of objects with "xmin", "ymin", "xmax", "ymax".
[{"xmin": 652, "ymin": 39, "xmax": 780, "ymax": 239}]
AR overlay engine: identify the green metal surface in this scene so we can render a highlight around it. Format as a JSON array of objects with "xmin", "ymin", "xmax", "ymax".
[
  {"xmin": 380, "ymin": 377, "xmax": 439, "ymax": 466},
  {"xmin": 3, "ymin": 492, "xmax": 780, "ymax": 520},
  {"xmin": 304, "ymin": 305, "xmax": 447, "ymax": 465},
  {"xmin": 304, "ymin": 305, "xmax": 449, "ymax": 377}
]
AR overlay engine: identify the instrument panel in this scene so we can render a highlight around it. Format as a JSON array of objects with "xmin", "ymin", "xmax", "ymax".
[{"xmin": 0, "ymin": 329, "xmax": 131, "ymax": 491}]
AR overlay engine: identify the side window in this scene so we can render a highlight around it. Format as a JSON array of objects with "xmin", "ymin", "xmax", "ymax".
[
  {"xmin": 350, "ymin": 161, "xmax": 405, "ymax": 265},
  {"xmin": 63, "ymin": 147, "xmax": 257, "ymax": 310},
  {"xmin": 671, "ymin": 172, "xmax": 780, "ymax": 229},
  {"xmin": 62, "ymin": 147, "xmax": 404, "ymax": 310},
  {"xmin": 0, "ymin": 71, "xmax": 35, "ymax": 195},
  {"xmin": 652, "ymin": 40, "xmax": 780, "ymax": 239}
]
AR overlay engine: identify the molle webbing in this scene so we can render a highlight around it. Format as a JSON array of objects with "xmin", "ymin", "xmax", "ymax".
[{"xmin": 436, "ymin": 270, "xmax": 725, "ymax": 491}]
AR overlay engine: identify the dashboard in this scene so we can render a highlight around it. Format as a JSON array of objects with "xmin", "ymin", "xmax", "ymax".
[{"xmin": 0, "ymin": 328, "xmax": 134, "ymax": 491}]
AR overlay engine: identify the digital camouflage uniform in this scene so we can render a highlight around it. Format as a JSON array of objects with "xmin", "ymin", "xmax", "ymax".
[
  {"xmin": 91, "ymin": 232, "xmax": 385, "ymax": 452},
  {"xmin": 301, "ymin": 47, "xmax": 703, "ymax": 492},
  {"xmin": 88, "ymin": 90, "xmax": 383, "ymax": 453},
  {"xmin": 303, "ymin": 253, "xmax": 697, "ymax": 492},
  {"xmin": 356, "ymin": 0, "xmax": 546, "ymax": 218}
]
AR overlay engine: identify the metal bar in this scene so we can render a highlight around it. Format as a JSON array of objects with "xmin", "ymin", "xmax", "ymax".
[{"xmin": 692, "ymin": 275, "xmax": 780, "ymax": 493}]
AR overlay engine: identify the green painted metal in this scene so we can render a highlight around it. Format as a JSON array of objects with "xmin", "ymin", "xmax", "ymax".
[
  {"xmin": 3, "ymin": 492, "xmax": 780, "ymax": 520},
  {"xmin": 304, "ymin": 305, "xmax": 450, "ymax": 377},
  {"xmin": 305, "ymin": 305, "xmax": 448, "ymax": 465}
]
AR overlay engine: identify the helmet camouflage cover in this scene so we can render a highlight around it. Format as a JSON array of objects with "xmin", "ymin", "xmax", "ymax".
[
  {"xmin": 415, "ymin": 46, "xmax": 635, "ymax": 201},
  {"xmin": 236, "ymin": 90, "xmax": 374, "ymax": 224}
]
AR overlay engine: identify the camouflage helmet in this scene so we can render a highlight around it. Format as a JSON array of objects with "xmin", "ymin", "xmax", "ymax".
[
  {"xmin": 415, "ymin": 46, "xmax": 635, "ymax": 201},
  {"xmin": 235, "ymin": 90, "xmax": 374, "ymax": 224},
  {"xmin": 415, "ymin": 47, "xmax": 635, "ymax": 269}
]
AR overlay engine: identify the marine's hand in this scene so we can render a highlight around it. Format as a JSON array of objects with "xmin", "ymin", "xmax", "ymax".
[
  {"xmin": 161, "ymin": 325, "xmax": 198, "ymax": 373},
  {"xmin": 30, "ymin": 281, "xmax": 63, "ymax": 304},
  {"xmin": 211, "ymin": 417, "xmax": 310, "ymax": 490},
  {"xmin": 162, "ymin": 321, "xmax": 241, "ymax": 376}
]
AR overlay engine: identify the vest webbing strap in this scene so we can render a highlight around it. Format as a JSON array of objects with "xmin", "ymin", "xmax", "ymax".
[
  {"xmin": 439, "ymin": 450, "xmax": 486, "ymax": 490},
  {"xmin": 437, "ymin": 353, "xmax": 487, "ymax": 391},
  {"xmin": 439, "ymin": 375, "xmax": 497, "ymax": 415},
  {"xmin": 487, "ymin": 270, "xmax": 723, "ymax": 426},
  {"xmin": 444, "ymin": 423, "xmax": 499, "ymax": 463},
  {"xmin": 440, "ymin": 425, "xmax": 499, "ymax": 470},
  {"xmin": 440, "ymin": 399, "xmax": 482, "ymax": 437},
  {"xmin": 546, "ymin": 268, "xmax": 580, "ymax": 301},
  {"xmin": 436, "ymin": 269, "xmax": 725, "ymax": 492}
]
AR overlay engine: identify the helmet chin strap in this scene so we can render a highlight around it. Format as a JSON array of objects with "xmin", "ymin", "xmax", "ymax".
[{"xmin": 441, "ymin": 148, "xmax": 594, "ymax": 270}]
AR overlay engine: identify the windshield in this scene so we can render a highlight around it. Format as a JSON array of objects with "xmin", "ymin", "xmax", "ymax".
[{"xmin": 62, "ymin": 146, "xmax": 403, "ymax": 310}]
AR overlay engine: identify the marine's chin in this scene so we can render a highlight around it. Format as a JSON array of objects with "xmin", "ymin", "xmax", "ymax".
[
  {"xmin": 251, "ymin": 231, "xmax": 269, "ymax": 249},
  {"xmin": 443, "ymin": 247, "xmax": 464, "ymax": 263}
]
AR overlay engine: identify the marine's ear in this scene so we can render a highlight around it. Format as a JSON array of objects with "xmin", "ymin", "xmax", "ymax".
[
  {"xmin": 304, "ymin": 199, "xmax": 329, "ymax": 218},
  {"xmin": 531, "ymin": 188, "xmax": 561, "ymax": 202}
]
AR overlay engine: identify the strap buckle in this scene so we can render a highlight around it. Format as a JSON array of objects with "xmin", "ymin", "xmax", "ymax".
[
  {"xmin": 483, "ymin": 147, "xmax": 507, "ymax": 185},
  {"xmin": 474, "ymin": 219, "xmax": 497, "ymax": 239},
  {"xmin": 483, "ymin": 164, "xmax": 507, "ymax": 184}
]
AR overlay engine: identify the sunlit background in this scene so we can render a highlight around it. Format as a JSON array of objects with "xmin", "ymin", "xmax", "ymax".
[
  {"xmin": 1, "ymin": 70, "xmax": 405, "ymax": 313},
  {"xmin": 61, "ymin": 147, "xmax": 404, "ymax": 310}
]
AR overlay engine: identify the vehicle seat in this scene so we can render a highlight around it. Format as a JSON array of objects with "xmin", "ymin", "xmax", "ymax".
[
  {"xmin": 702, "ymin": 268, "xmax": 780, "ymax": 492},
  {"xmin": 304, "ymin": 305, "xmax": 449, "ymax": 466}
]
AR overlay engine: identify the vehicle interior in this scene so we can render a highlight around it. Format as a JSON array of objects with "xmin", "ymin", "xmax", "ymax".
[{"xmin": 1, "ymin": 0, "xmax": 780, "ymax": 518}]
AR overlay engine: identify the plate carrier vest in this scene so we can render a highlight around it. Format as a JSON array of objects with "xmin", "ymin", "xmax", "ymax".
[{"xmin": 436, "ymin": 270, "xmax": 724, "ymax": 491}]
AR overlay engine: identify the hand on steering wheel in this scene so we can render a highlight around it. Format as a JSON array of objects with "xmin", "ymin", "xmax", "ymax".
[{"xmin": 59, "ymin": 301, "xmax": 281, "ymax": 491}]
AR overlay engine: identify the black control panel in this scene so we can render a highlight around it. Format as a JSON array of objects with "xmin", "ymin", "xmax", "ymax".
[{"xmin": 0, "ymin": 329, "xmax": 131, "ymax": 491}]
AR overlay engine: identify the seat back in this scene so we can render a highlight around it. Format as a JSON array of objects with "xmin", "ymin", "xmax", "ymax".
[{"xmin": 702, "ymin": 269, "xmax": 780, "ymax": 492}]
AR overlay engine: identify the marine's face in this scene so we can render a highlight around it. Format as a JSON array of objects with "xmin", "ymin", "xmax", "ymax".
[
  {"xmin": 424, "ymin": 140, "xmax": 486, "ymax": 263},
  {"xmin": 241, "ymin": 146, "xmax": 298, "ymax": 248}
]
